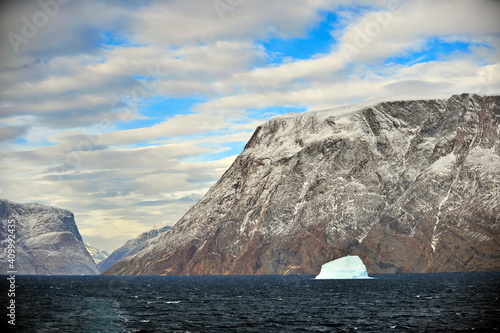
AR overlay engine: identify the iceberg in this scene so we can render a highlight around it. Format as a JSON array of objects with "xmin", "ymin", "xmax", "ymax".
[{"xmin": 315, "ymin": 255, "xmax": 371, "ymax": 279}]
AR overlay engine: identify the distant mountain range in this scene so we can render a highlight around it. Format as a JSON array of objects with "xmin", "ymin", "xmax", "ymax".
[
  {"xmin": 0, "ymin": 199, "xmax": 98, "ymax": 275},
  {"xmin": 85, "ymin": 243, "xmax": 109, "ymax": 265},
  {"xmin": 104, "ymin": 93, "xmax": 500, "ymax": 276},
  {"xmin": 97, "ymin": 225, "xmax": 171, "ymax": 273}
]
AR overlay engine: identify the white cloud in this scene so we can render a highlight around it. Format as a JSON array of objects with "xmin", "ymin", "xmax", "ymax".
[
  {"xmin": 337, "ymin": 0, "xmax": 500, "ymax": 62},
  {"xmin": 196, "ymin": 58, "xmax": 500, "ymax": 115},
  {"xmin": 130, "ymin": 0, "xmax": 335, "ymax": 45}
]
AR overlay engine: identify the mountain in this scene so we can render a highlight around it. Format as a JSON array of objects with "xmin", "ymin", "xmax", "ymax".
[
  {"xmin": 84, "ymin": 243, "xmax": 109, "ymax": 265},
  {"xmin": 0, "ymin": 199, "xmax": 99, "ymax": 275},
  {"xmin": 105, "ymin": 93, "xmax": 500, "ymax": 276},
  {"xmin": 98, "ymin": 225, "xmax": 171, "ymax": 273}
]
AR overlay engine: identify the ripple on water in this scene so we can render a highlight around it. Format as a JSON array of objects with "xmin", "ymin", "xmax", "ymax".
[{"xmin": 5, "ymin": 273, "xmax": 500, "ymax": 332}]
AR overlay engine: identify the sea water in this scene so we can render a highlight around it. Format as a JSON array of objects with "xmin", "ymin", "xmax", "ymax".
[{"xmin": 1, "ymin": 272, "xmax": 499, "ymax": 332}]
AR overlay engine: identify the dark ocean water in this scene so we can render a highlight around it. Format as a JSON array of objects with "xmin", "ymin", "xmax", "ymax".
[{"xmin": 1, "ymin": 273, "xmax": 499, "ymax": 332}]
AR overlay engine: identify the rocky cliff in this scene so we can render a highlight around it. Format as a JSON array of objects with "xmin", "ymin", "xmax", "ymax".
[
  {"xmin": 0, "ymin": 199, "xmax": 99, "ymax": 275},
  {"xmin": 105, "ymin": 93, "xmax": 500, "ymax": 276},
  {"xmin": 98, "ymin": 225, "xmax": 171, "ymax": 273}
]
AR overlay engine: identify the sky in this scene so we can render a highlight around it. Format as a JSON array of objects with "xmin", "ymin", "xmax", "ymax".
[{"xmin": 0, "ymin": 0, "xmax": 499, "ymax": 253}]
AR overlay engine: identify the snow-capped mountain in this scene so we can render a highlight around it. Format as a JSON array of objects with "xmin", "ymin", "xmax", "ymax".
[
  {"xmin": 105, "ymin": 93, "xmax": 499, "ymax": 276},
  {"xmin": 84, "ymin": 243, "xmax": 109, "ymax": 265},
  {"xmin": 98, "ymin": 225, "xmax": 171, "ymax": 273},
  {"xmin": 0, "ymin": 199, "xmax": 99, "ymax": 275}
]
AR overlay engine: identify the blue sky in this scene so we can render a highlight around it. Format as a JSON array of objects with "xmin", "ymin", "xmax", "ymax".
[
  {"xmin": 0, "ymin": 0, "xmax": 499, "ymax": 252},
  {"xmin": 260, "ymin": 11, "xmax": 338, "ymax": 63}
]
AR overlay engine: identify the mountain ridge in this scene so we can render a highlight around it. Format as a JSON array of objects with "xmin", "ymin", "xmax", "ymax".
[
  {"xmin": 104, "ymin": 93, "xmax": 499, "ymax": 276},
  {"xmin": 98, "ymin": 225, "xmax": 171, "ymax": 273}
]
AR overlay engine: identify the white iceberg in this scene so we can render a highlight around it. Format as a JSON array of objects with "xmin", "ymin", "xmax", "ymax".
[{"xmin": 315, "ymin": 255, "xmax": 371, "ymax": 279}]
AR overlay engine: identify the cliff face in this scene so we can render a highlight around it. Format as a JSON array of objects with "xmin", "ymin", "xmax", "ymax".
[
  {"xmin": 105, "ymin": 93, "xmax": 500, "ymax": 276},
  {"xmin": 97, "ymin": 225, "xmax": 171, "ymax": 273},
  {"xmin": 0, "ymin": 200, "xmax": 99, "ymax": 275}
]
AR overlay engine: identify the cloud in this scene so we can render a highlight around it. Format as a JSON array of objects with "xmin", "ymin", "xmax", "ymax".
[
  {"xmin": 197, "ymin": 59, "xmax": 500, "ymax": 114},
  {"xmin": 0, "ymin": 0, "xmax": 135, "ymax": 59},
  {"xmin": 337, "ymin": 0, "xmax": 500, "ymax": 63},
  {"xmin": 130, "ymin": 0, "xmax": 335, "ymax": 45},
  {"xmin": 82, "ymin": 234, "xmax": 134, "ymax": 254},
  {"xmin": 384, "ymin": 80, "xmax": 449, "ymax": 95},
  {"xmin": 0, "ymin": 126, "xmax": 29, "ymax": 142},
  {"xmin": 0, "ymin": 40, "xmax": 267, "ymax": 131}
]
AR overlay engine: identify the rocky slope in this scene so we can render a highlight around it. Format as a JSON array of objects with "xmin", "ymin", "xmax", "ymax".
[
  {"xmin": 98, "ymin": 225, "xmax": 171, "ymax": 273},
  {"xmin": 85, "ymin": 243, "xmax": 109, "ymax": 265},
  {"xmin": 105, "ymin": 93, "xmax": 500, "ymax": 276},
  {"xmin": 0, "ymin": 199, "xmax": 99, "ymax": 275}
]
